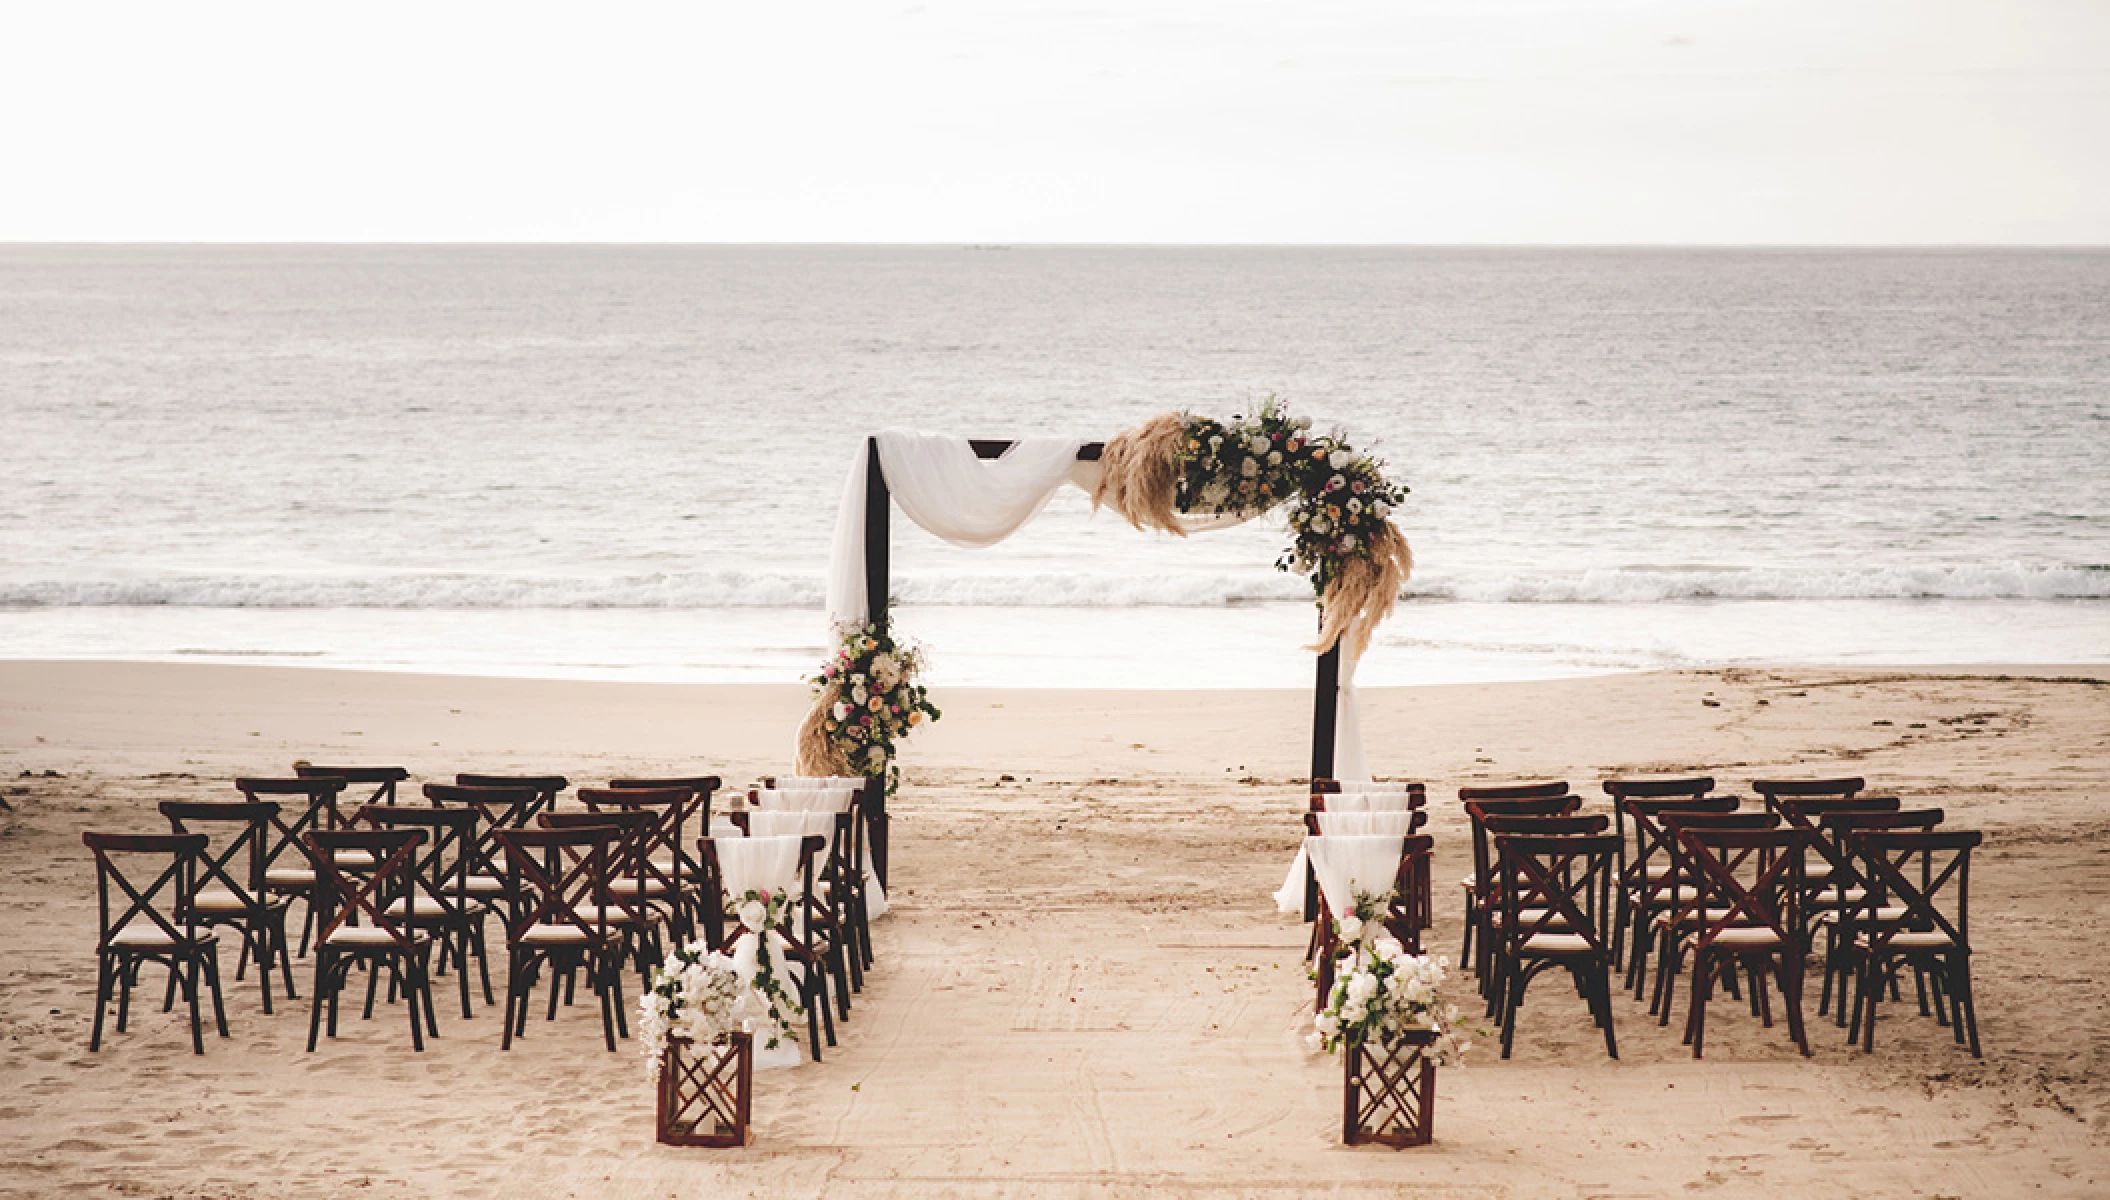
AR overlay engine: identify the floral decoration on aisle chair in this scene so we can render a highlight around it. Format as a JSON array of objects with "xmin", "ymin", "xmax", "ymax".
[
  {"xmin": 640, "ymin": 888, "xmax": 805, "ymax": 1147},
  {"xmin": 1312, "ymin": 892, "xmax": 1473, "ymax": 1149}
]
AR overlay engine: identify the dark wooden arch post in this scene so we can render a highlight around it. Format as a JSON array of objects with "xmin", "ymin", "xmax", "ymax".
[{"xmin": 857, "ymin": 434, "xmax": 1339, "ymax": 886}]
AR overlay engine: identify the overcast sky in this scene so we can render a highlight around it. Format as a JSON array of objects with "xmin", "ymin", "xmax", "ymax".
[{"xmin": 3, "ymin": 1, "xmax": 2105, "ymax": 243}]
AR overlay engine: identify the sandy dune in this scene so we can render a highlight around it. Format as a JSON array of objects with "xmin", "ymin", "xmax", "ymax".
[{"xmin": 1, "ymin": 661, "xmax": 2106, "ymax": 1198}]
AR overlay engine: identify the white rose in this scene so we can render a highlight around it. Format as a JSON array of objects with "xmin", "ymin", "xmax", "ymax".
[
  {"xmin": 832, "ymin": 702, "xmax": 850, "ymax": 721},
  {"xmin": 1341, "ymin": 534, "xmax": 1357, "ymax": 550},
  {"xmin": 1314, "ymin": 1012, "xmax": 1339, "ymax": 1036},
  {"xmin": 737, "ymin": 899, "xmax": 767, "ymax": 932},
  {"xmin": 851, "ymin": 685, "xmax": 868, "ymax": 704},
  {"xmin": 1268, "ymin": 450, "xmax": 1282, "ymax": 465},
  {"xmin": 1329, "ymin": 450, "xmax": 1351, "ymax": 469},
  {"xmin": 1373, "ymin": 501, "xmax": 1389, "ymax": 518},
  {"xmin": 1347, "ymin": 973, "xmax": 1378, "ymax": 1003},
  {"xmin": 1329, "ymin": 473, "xmax": 1346, "ymax": 490},
  {"xmin": 1311, "ymin": 517, "xmax": 1330, "ymax": 534},
  {"xmin": 1240, "ymin": 458, "xmax": 1258, "ymax": 477},
  {"xmin": 1336, "ymin": 914, "xmax": 1362, "ymax": 941}
]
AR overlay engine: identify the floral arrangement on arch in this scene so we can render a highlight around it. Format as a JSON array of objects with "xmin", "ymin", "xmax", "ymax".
[
  {"xmin": 793, "ymin": 616, "xmax": 942, "ymax": 789},
  {"xmin": 1093, "ymin": 399, "xmax": 1413, "ymax": 658},
  {"xmin": 1309, "ymin": 892, "xmax": 1471, "ymax": 1066},
  {"xmin": 638, "ymin": 887, "xmax": 805, "ymax": 1080}
]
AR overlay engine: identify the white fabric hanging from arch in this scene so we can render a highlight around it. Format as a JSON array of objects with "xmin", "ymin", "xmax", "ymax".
[{"xmin": 818, "ymin": 429, "xmax": 1372, "ymax": 780}]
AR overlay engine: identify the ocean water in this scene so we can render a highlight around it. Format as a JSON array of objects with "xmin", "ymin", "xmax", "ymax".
[{"xmin": 2, "ymin": 245, "xmax": 2105, "ymax": 688}]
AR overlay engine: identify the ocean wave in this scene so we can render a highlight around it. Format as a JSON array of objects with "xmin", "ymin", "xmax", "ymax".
[{"xmin": 0, "ymin": 564, "xmax": 2103, "ymax": 610}]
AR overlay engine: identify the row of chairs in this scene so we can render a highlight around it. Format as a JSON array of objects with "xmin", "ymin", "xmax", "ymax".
[
  {"xmin": 1455, "ymin": 776, "xmax": 1983, "ymax": 1060},
  {"xmin": 83, "ymin": 765, "xmax": 884, "ymax": 1060}
]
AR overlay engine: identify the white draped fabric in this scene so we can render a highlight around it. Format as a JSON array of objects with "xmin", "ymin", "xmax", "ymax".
[
  {"xmin": 1324, "ymin": 791, "xmax": 1419, "ymax": 812},
  {"xmin": 1305, "ymin": 834, "xmax": 1407, "ymax": 920},
  {"xmin": 712, "ymin": 834, "xmax": 802, "ymax": 903},
  {"xmin": 817, "ymin": 429, "xmax": 1375, "ymax": 779},
  {"xmin": 745, "ymin": 810, "xmax": 837, "ymax": 840},
  {"xmin": 756, "ymin": 784, "xmax": 888, "ymax": 917},
  {"xmin": 1272, "ymin": 810, "xmax": 1421, "ymax": 913}
]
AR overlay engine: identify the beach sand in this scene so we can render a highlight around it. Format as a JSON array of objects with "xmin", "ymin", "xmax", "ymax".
[{"xmin": 2, "ymin": 660, "xmax": 2106, "ymax": 1198}]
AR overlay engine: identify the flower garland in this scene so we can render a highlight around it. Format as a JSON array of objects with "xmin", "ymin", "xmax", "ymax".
[
  {"xmin": 1093, "ymin": 400, "xmax": 1413, "ymax": 658},
  {"xmin": 793, "ymin": 616, "xmax": 941, "ymax": 788},
  {"xmin": 638, "ymin": 887, "xmax": 805, "ymax": 1079},
  {"xmin": 1309, "ymin": 892, "xmax": 1472, "ymax": 1066}
]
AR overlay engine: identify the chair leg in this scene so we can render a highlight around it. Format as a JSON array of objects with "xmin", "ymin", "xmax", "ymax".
[
  {"xmin": 501, "ymin": 954, "xmax": 521, "ymax": 1051},
  {"xmin": 307, "ymin": 949, "xmax": 331, "ymax": 1051},
  {"xmin": 206, "ymin": 944, "xmax": 228, "ymax": 1039},
  {"xmin": 1954, "ymin": 957, "xmax": 1982, "ymax": 1058},
  {"xmin": 597, "ymin": 955, "xmax": 619, "ymax": 1053},
  {"xmin": 1499, "ymin": 960, "xmax": 1525, "ymax": 1059},
  {"xmin": 1596, "ymin": 966, "xmax": 1619, "ymax": 1060},
  {"xmin": 117, "ymin": 960, "xmax": 135, "ymax": 1033},
  {"xmin": 405, "ymin": 956, "xmax": 426, "ymax": 1052},
  {"xmin": 1686, "ymin": 954, "xmax": 1711, "ymax": 1059},
  {"xmin": 185, "ymin": 954, "xmax": 205, "ymax": 1055},
  {"xmin": 1782, "ymin": 956, "xmax": 1811, "ymax": 1057},
  {"xmin": 455, "ymin": 930, "xmax": 474, "ymax": 1019},
  {"xmin": 89, "ymin": 955, "xmax": 114, "ymax": 1052},
  {"xmin": 473, "ymin": 921, "xmax": 495, "ymax": 1008},
  {"xmin": 273, "ymin": 911, "xmax": 299, "ymax": 1002}
]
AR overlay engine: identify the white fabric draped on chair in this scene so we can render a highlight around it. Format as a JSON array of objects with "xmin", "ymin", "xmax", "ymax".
[{"xmin": 1305, "ymin": 834, "xmax": 1408, "ymax": 919}]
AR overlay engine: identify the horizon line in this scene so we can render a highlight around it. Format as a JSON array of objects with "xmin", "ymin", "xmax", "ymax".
[{"xmin": 5, "ymin": 240, "xmax": 2108, "ymax": 251}]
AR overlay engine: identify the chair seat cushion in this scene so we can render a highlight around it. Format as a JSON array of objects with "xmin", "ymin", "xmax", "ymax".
[
  {"xmin": 573, "ymin": 904, "xmax": 658, "ymax": 927},
  {"xmin": 192, "ymin": 886, "xmax": 256, "ymax": 914},
  {"xmin": 1685, "ymin": 926, "xmax": 1785, "ymax": 951},
  {"xmin": 265, "ymin": 866, "xmax": 316, "ymax": 887},
  {"xmin": 1857, "ymin": 929, "xmax": 1957, "ymax": 951},
  {"xmin": 518, "ymin": 922, "xmax": 594, "ymax": 945},
  {"xmin": 383, "ymin": 893, "xmax": 486, "ymax": 921},
  {"xmin": 1521, "ymin": 932, "xmax": 1595, "ymax": 955},
  {"xmin": 463, "ymin": 873, "xmax": 507, "ymax": 895},
  {"xmin": 1491, "ymin": 907, "xmax": 1573, "ymax": 931},
  {"xmin": 324, "ymin": 926, "xmax": 428, "ymax": 948},
  {"xmin": 108, "ymin": 921, "xmax": 214, "ymax": 950},
  {"xmin": 605, "ymin": 877, "xmax": 673, "ymax": 898}
]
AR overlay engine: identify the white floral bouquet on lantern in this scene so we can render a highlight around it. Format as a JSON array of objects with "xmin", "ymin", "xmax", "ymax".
[
  {"xmin": 1309, "ymin": 892, "xmax": 1472, "ymax": 1066},
  {"xmin": 639, "ymin": 887, "xmax": 805, "ymax": 1080}
]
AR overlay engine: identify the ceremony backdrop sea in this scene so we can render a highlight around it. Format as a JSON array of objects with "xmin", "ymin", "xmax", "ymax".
[{"xmin": 2, "ymin": 245, "xmax": 2105, "ymax": 687}]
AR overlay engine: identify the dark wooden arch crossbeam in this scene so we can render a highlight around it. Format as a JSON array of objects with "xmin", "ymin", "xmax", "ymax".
[{"xmin": 857, "ymin": 436, "xmax": 1346, "ymax": 889}]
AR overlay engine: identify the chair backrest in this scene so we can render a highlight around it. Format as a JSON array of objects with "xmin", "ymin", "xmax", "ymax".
[
  {"xmin": 355, "ymin": 804, "xmax": 478, "ymax": 909},
  {"xmin": 236, "ymin": 776, "xmax": 350, "ymax": 872},
  {"xmin": 1304, "ymin": 810, "xmax": 1424, "ymax": 838},
  {"xmin": 1465, "ymin": 796, "xmax": 1582, "ymax": 898},
  {"xmin": 83, "ymin": 831, "xmax": 208, "ymax": 950},
  {"xmin": 581, "ymin": 786, "xmax": 692, "ymax": 896},
  {"xmin": 1619, "ymin": 793, "xmax": 1740, "ymax": 897},
  {"xmin": 455, "ymin": 773, "xmax": 567, "ymax": 826},
  {"xmin": 1602, "ymin": 776, "xmax": 1714, "ymax": 800},
  {"xmin": 1495, "ymin": 832, "xmax": 1619, "ymax": 953},
  {"xmin": 159, "ymin": 800, "xmax": 280, "ymax": 913},
  {"xmin": 1314, "ymin": 791, "xmax": 1423, "ymax": 813},
  {"xmin": 1848, "ymin": 829, "xmax": 1982, "ymax": 953},
  {"xmin": 424, "ymin": 782, "xmax": 541, "ymax": 879},
  {"xmin": 296, "ymin": 763, "xmax": 408, "ymax": 806},
  {"xmin": 607, "ymin": 777, "xmax": 716, "ymax": 864},
  {"xmin": 1752, "ymin": 776, "xmax": 1865, "ymax": 816},
  {"xmin": 1676, "ymin": 827, "xmax": 1814, "ymax": 949},
  {"xmin": 307, "ymin": 828, "xmax": 426, "ymax": 952},
  {"xmin": 700, "ymin": 834, "xmax": 826, "ymax": 952},
  {"xmin": 539, "ymin": 809, "xmax": 659, "ymax": 925},
  {"xmin": 1305, "ymin": 833, "xmax": 1411, "ymax": 921},
  {"xmin": 491, "ymin": 825, "xmax": 619, "ymax": 944},
  {"xmin": 1312, "ymin": 778, "xmax": 1424, "ymax": 798},
  {"xmin": 1481, "ymin": 813, "xmax": 1609, "ymax": 838},
  {"xmin": 1459, "ymin": 780, "xmax": 1568, "ymax": 802}
]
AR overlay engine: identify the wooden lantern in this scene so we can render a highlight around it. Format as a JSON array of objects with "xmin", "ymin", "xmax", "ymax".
[
  {"xmin": 1343, "ymin": 1029, "xmax": 1436, "ymax": 1148},
  {"xmin": 656, "ymin": 1032, "xmax": 752, "ymax": 1147}
]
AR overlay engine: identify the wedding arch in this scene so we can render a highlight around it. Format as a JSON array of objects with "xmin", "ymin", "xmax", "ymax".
[{"xmin": 793, "ymin": 408, "xmax": 1414, "ymax": 887}]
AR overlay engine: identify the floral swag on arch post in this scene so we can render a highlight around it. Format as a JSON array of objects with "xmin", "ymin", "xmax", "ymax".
[{"xmin": 794, "ymin": 402, "xmax": 1414, "ymax": 783}]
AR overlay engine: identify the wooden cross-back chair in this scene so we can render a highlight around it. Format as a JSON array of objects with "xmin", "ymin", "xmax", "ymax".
[
  {"xmin": 84, "ymin": 831, "xmax": 229, "ymax": 1054},
  {"xmin": 1812, "ymin": 807, "xmax": 1945, "ymax": 1024},
  {"xmin": 701, "ymin": 833, "xmax": 836, "ymax": 1063},
  {"xmin": 238, "ymin": 775, "xmax": 350, "ymax": 957},
  {"xmin": 304, "ymin": 827, "xmax": 439, "ymax": 1052},
  {"xmin": 756, "ymin": 782, "xmax": 876, "ymax": 965},
  {"xmin": 1489, "ymin": 831, "xmax": 1621, "ymax": 1060},
  {"xmin": 742, "ymin": 806, "xmax": 861, "ymax": 1017},
  {"xmin": 539, "ymin": 808, "xmax": 668, "ymax": 984},
  {"xmin": 1616, "ymin": 793, "xmax": 1741, "ymax": 993},
  {"xmin": 1460, "ymin": 795, "xmax": 1580, "ymax": 983},
  {"xmin": 159, "ymin": 800, "xmax": 298, "ymax": 1014},
  {"xmin": 1642, "ymin": 810, "xmax": 1781, "ymax": 1018},
  {"xmin": 1844, "ymin": 828, "xmax": 1982, "ymax": 1057},
  {"xmin": 295, "ymin": 763, "xmax": 409, "ymax": 807},
  {"xmin": 423, "ymin": 782, "xmax": 540, "ymax": 910},
  {"xmin": 355, "ymin": 804, "xmax": 493, "ymax": 1019},
  {"xmin": 1305, "ymin": 833, "xmax": 1433, "ymax": 1012},
  {"xmin": 491, "ymin": 824, "xmax": 629, "ymax": 1052},
  {"xmin": 584, "ymin": 785, "xmax": 703, "ymax": 946},
  {"xmin": 1659, "ymin": 826, "xmax": 1815, "ymax": 1058},
  {"xmin": 1602, "ymin": 776, "xmax": 1714, "ymax": 956}
]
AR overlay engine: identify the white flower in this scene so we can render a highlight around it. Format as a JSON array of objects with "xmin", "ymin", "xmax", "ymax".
[
  {"xmin": 737, "ymin": 899, "xmax": 767, "ymax": 932},
  {"xmin": 1336, "ymin": 913, "xmax": 1362, "ymax": 941},
  {"xmin": 1311, "ymin": 517, "xmax": 1330, "ymax": 534},
  {"xmin": 1347, "ymin": 972, "xmax": 1378, "ymax": 1004},
  {"xmin": 831, "ymin": 702, "xmax": 850, "ymax": 721},
  {"xmin": 1329, "ymin": 473, "xmax": 1346, "ymax": 490},
  {"xmin": 1209, "ymin": 434, "xmax": 1224, "ymax": 448},
  {"xmin": 1268, "ymin": 451, "xmax": 1282, "ymax": 465},
  {"xmin": 851, "ymin": 684, "xmax": 868, "ymax": 704},
  {"xmin": 1341, "ymin": 534, "xmax": 1357, "ymax": 550},
  {"xmin": 1314, "ymin": 1012, "xmax": 1339, "ymax": 1037},
  {"xmin": 1372, "ymin": 501, "xmax": 1389, "ymax": 518},
  {"xmin": 1347, "ymin": 498, "xmax": 1362, "ymax": 514},
  {"xmin": 1329, "ymin": 450, "xmax": 1351, "ymax": 470},
  {"xmin": 1240, "ymin": 458, "xmax": 1258, "ymax": 477}
]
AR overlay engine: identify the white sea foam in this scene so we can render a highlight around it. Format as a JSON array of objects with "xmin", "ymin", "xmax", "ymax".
[{"xmin": 2, "ymin": 563, "xmax": 2103, "ymax": 610}]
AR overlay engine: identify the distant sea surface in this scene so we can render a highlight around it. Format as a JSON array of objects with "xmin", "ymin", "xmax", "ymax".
[{"xmin": 2, "ymin": 245, "xmax": 2105, "ymax": 687}]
